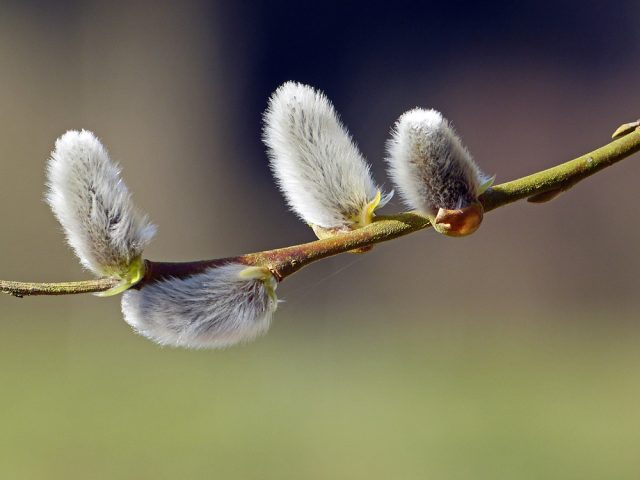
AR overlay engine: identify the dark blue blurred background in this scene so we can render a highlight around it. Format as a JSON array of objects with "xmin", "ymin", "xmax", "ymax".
[{"xmin": 221, "ymin": 1, "xmax": 639, "ymax": 171}]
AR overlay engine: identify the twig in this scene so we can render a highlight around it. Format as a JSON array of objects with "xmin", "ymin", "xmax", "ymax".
[
  {"xmin": 0, "ymin": 277, "xmax": 120, "ymax": 297},
  {"xmin": 2, "ymin": 125, "xmax": 639, "ymax": 297}
]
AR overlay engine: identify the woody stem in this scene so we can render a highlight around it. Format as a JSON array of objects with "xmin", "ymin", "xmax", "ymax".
[{"xmin": 2, "ymin": 125, "xmax": 639, "ymax": 297}]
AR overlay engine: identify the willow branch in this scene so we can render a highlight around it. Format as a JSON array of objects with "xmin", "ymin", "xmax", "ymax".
[
  {"xmin": 2, "ymin": 125, "xmax": 640, "ymax": 297},
  {"xmin": 0, "ymin": 277, "xmax": 120, "ymax": 298}
]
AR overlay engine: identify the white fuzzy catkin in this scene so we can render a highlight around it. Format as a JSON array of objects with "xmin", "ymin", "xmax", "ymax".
[
  {"xmin": 264, "ymin": 81, "xmax": 389, "ymax": 230},
  {"xmin": 46, "ymin": 130, "xmax": 156, "ymax": 276},
  {"xmin": 386, "ymin": 109, "xmax": 491, "ymax": 216},
  {"xmin": 121, "ymin": 264, "xmax": 278, "ymax": 349}
]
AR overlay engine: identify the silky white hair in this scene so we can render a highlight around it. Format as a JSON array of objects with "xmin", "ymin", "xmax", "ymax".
[
  {"xmin": 121, "ymin": 264, "xmax": 278, "ymax": 349},
  {"xmin": 46, "ymin": 130, "xmax": 156, "ymax": 276},
  {"xmin": 264, "ymin": 81, "xmax": 389, "ymax": 230},
  {"xmin": 386, "ymin": 109, "xmax": 491, "ymax": 216}
]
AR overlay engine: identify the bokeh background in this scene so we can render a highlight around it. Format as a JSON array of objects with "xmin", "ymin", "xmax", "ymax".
[{"xmin": 1, "ymin": 1, "xmax": 640, "ymax": 478}]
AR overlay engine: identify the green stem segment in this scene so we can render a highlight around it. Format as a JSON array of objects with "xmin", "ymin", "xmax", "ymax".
[
  {"xmin": 2, "ymin": 127, "xmax": 640, "ymax": 297},
  {"xmin": 0, "ymin": 277, "xmax": 120, "ymax": 298}
]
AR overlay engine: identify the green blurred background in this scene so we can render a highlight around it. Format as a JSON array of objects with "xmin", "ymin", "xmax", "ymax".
[{"xmin": 1, "ymin": 1, "xmax": 640, "ymax": 478}]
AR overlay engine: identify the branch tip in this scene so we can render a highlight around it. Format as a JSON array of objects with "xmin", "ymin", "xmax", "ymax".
[{"xmin": 612, "ymin": 120, "xmax": 640, "ymax": 139}]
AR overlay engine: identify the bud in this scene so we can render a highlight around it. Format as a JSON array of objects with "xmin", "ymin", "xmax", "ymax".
[
  {"xmin": 611, "ymin": 120, "xmax": 639, "ymax": 139},
  {"xmin": 263, "ymin": 82, "xmax": 390, "ymax": 234},
  {"xmin": 121, "ymin": 264, "xmax": 278, "ymax": 349},
  {"xmin": 385, "ymin": 109, "xmax": 493, "ymax": 237},
  {"xmin": 46, "ymin": 130, "xmax": 156, "ymax": 293}
]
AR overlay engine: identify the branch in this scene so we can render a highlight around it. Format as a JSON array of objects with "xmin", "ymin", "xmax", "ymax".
[
  {"xmin": 2, "ymin": 124, "xmax": 640, "ymax": 297},
  {"xmin": 0, "ymin": 277, "xmax": 120, "ymax": 298}
]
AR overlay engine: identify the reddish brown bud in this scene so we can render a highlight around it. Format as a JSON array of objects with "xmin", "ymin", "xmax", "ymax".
[{"xmin": 432, "ymin": 202, "xmax": 484, "ymax": 237}]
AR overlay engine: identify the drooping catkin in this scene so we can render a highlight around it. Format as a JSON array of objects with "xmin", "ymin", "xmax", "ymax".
[{"xmin": 121, "ymin": 264, "xmax": 278, "ymax": 349}]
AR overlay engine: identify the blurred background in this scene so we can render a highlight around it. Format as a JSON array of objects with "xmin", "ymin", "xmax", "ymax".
[{"xmin": 1, "ymin": 0, "xmax": 640, "ymax": 478}]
